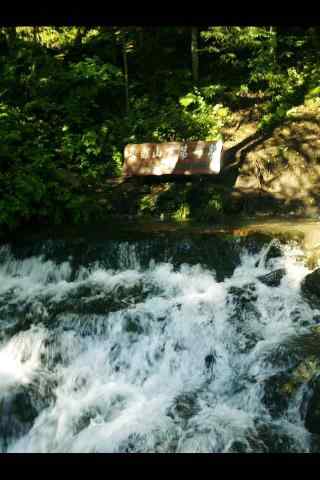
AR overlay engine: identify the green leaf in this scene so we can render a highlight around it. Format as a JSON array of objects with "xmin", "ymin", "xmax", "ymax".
[
  {"xmin": 179, "ymin": 93, "xmax": 197, "ymax": 108},
  {"xmin": 308, "ymin": 86, "xmax": 320, "ymax": 98}
]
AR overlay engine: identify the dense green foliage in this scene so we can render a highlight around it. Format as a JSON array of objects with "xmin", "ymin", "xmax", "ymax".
[{"xmin": 0, "ymin": 26, "xmax": 319, "ymax": 231}]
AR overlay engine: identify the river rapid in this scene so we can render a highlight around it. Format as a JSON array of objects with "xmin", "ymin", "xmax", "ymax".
[{"xmin": 0, "ymin": 224, "xmax": 320, "ymax": 453}]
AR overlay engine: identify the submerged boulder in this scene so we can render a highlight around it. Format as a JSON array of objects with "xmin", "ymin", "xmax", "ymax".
[
  {"xmin": 240, "ymin": 233, "xmax": 274, "ymax": 255},
  {"xmin": 171, "ymin": 235, "xmax": 242, "ymax": 282},
  {"xmin": 228, "ymin": 283, "xmax": 258, "ymax": 305},
  {"xmin": 304, "ymin": 375, "xmax": 320, "ymax": 435},
  {"xmin": 310, "ymin": 433, "xmax": 320, "ymax": 452},
  {"xmin": 227, "ymin": 421, "xmax": 302, "ymax": 453},
  {"xmin": 166, "ymin": 392, "xmax": 200, "ymax": 422},
  {"xmin": 0, "ymin": 386, "xmax": 38, "ymax": 451},
  {"xmin": 262, "ymin": 355, "xmax": 320, "ymax": 419},
  {"xmin": 257, "ymin": 268, "xmax": 286, "ymax": 287},
  {"xmin": 252, "ymin": 420, "xmax": 302, "ymax": 453},
  {"xmin": 262, "ymin": 371, "xmax": 293, "ymax": 418},
  {"xmin": 204, "ymin": 352, "xmax": 216, "ymax": 370},
  {"xmin": 226, "ymin": 283, "xmax": 263, "ymax": 352},
  {"xmin": 264, "ymin": 243, "xmax": 283, "ymax": 267}
]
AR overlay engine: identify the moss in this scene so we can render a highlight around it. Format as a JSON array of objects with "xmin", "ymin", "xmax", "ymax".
[
  {"xmin": 280, "ymin": 357, "xmax": 320, "ymax": 396},
  {"xmin": 195, "ymin": 194, "xmax": 223, "ymax": 221},
  {"xmin": 172, "ymin": 203, "xmax": 190, "ymax": 221},
  {"xmin": 138, "ymin": 193, "xmax": 158, "ymax": 215}
]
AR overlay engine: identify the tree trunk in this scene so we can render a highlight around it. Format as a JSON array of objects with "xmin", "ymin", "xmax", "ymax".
[
  {"xmin": 309, "ymin": 26, "xmax": 320, "ymax": 50},
  {"xmin": 270, "ymin": 26, "xmax": 278, "ymax": 70},
  {"xmin": 121, "ymin": 30, "xmax": 129, "ymax": 116},
  {"xmin": 33, "ymin": 26, "xmax": 39, "ymax": 44},
  {"xmin": 74, "ymin": 27, "xmax": 88, "ymax": 48},
  {"xmin": 191, "ymin": 27, "xmax": 199, "ymax": 84},
  {"xmin": 139, "ymin": 28, "xmax": 143, "ymax": 51},
  {"xmin": 6, "ymin": 27, "xmax": 16, "ymax": 52}
]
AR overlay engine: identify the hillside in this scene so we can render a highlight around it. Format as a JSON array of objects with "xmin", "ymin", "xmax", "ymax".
[
  {"xmin": 1, "ymin": 27, "xmax": 319, "ymax": 236},
  {"xmin": 223, "ymin": 97, "xmax": 320, "ymax": 216},
  {"xmin": 80, "ymin": 97, "xmax": 320, "ymax": 222}
]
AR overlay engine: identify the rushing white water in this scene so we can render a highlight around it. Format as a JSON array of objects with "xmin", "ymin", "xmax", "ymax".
[{"xmin": 0, "ymin": 237, "xmax": 319, "ymax": 453}]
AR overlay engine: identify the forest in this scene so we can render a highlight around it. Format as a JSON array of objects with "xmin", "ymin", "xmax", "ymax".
[
  {"xmin": 0, "ymin": 26, "xmax": 319, "ymax": 233},
  {"xmin": 2, "ymin": 25, "xmax": 320, "ymax": 455}
]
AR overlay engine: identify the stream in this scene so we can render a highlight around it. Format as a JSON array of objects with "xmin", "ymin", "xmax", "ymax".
[{"xmin": 1, "ymin": 220, "xmax": 320, "ymax": 453}]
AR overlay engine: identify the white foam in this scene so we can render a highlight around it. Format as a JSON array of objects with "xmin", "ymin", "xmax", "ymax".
[{"xmin": 0, "ymin": 241, "xmax": 315, "ymax": 452}]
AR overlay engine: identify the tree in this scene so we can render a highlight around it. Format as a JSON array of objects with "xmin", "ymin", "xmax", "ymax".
[
  {"xmin": 269, "ymin": 26, "xmax": 279, "ymax": 71},
  {"xmin": 121, "ymin": 30, "xmax": 129, "ymax": 116},
  {"xmin": 6, "ymin": 27, "xmax": 17, "ymax": 53},
  {"xmin": 191, "ymin": 27, "xmax": 199, "ymax": 83},
  {"xmin": 74, "ymin": 26, "xmax": 89, "ymax": 47}
]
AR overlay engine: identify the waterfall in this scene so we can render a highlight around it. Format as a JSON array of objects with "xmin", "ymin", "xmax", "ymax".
[{"xmin": 0, "ymin": 235, "xmax": 318, "ymax": 453}]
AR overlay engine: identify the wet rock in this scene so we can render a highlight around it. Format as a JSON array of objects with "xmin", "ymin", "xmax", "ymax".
[
  {"xmin": 227, "ymin": 422, "xmax": 299, "ymax": 453},
  {"xmin": 262, "ymin": 372, "xmax": 292, "ymax": 418},
  {"xmin": 240, "ymin": 233, "xmax": 274, "ymax": 255},
  {"xmin": 113, "ymin": 282, "xmax": 148, "ymax": 304},
  {"xmin": 305, "ymin": 247, "xmax": 320, "ymax": 270},
  {"xmin": 313, "ymin": 314, "xmax": 320, "ymax": 324},
  {"xmin": 264, "ymin": 243, "xmax": 283, "ymax": 267},
  {"xmin": 117, "ymin": 432, "xmax": 147, "ymax": 453},
  {"xmin": 309, "ymin": 433, "xmax": 320, "ymax": 452},
  {"xmin": 287, "ymin": 329, "xmax": 320, "ymax": 358},
  {"xmin": 304, "ymin": 375, "xmax": 320, "ymax": 434},
  {"xmin": 0, "ymin": 386, "xmax": 38, "ymax": 451},
  {"xmin": 40, "ymin": 334, "xmax": 64, "ymax": 368},
  {"xmin": 238, "ymin": 330, "xmax": 261, "ymax": 353},
  {"xmin": 252, "ymin": 421, "xmax": 301, "ymax": 453},
  {"xmin": 301, "ymin": 268, "xmax": 320, "ymax": 307},
  {"xmin": 257, "ymin": 268, "xmax": 286, "ymax": 287},
  {"xmin": 227, "ymin": 440, "xmax": 249, "ymax": 452},
  {"xmin": 263, "ymin": 356, "xmax": 320, "ymax": 419},
  {"xmin": 124, "ymin": 317, "xmax": 143, "ymax": 334},
  {"xmin": 0, "ymin": 315, "xmax": 30, "ymax": 342},
  {"xmin": 227, "ymin": 283, "xmax": 258, "ymax": 307},
  {"xmin": 118, "ymin": 428, "xmax": 179, "ymax": 453},
  {"xmin": 122, "ymin": 312, "xmax": 146, "ymax": 335},
  {"xmin": 44, "ymin": 283, "xmax": 149, "ymax": 323},
  {"xmin": 253, "ymin": 243, "xmax": 283, "ymax": 268},
  {"xmin": 167, "ymin": 392, "xmax": 200, "ymax": 422},
  {"xmin": 226, "ymin": 283, "xmax": 262, "ymax": 352},
  {"xmin": 0, "ymin": 295, "xmax": 51, "ymax": 338},
  {"xmin": 267, "ymin": 341, "xmax": 307, "ymax": 371},
  {"xmin": 289, "ymin": 308, "xmax": 303, "ymax": 325},
  {"xmin": 72, "ymin": 406, "xmax": 105, "ymax": 436},
  {"xmin": 171, "ymin": 236, "xmax": 242, "ymax": 282},
  {"xmin": 205, "ymin": 353, "xmax": 216, "ymax": 370}
]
